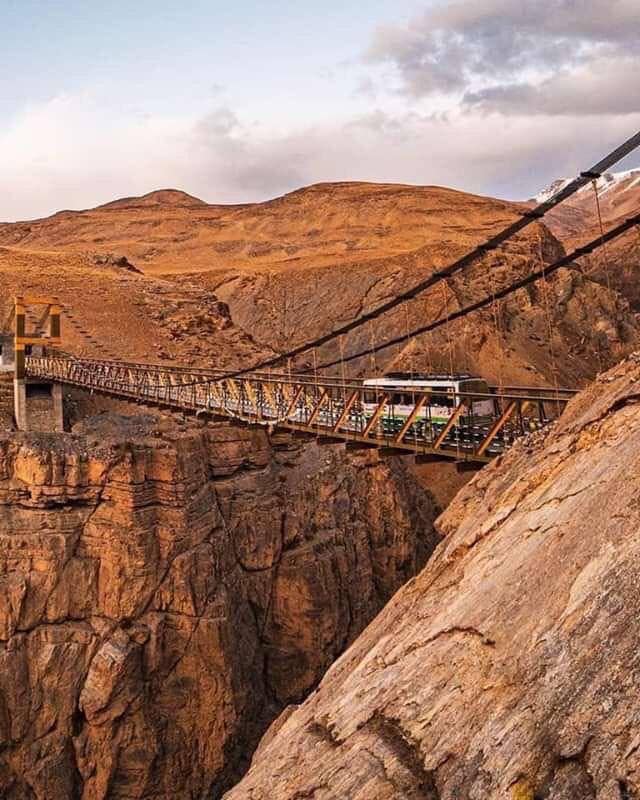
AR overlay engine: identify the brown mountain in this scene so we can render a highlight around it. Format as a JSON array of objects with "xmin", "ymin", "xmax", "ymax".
[
  {"xmin": 0, "ymin": 181, "xmax": 636, "ymax": 387},
  {"xmin": 0, "ymin": 178, "xmax": 639, "ymax": 799},
  {"xmin": 540, "ymin": 169, "xmax": 640, "ymax": 310},
  {"xmin": 0, "ymin": 182, "xmax": 539, "ymax": 275}
]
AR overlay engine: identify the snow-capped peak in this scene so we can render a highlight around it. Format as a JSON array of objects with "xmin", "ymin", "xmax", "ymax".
[
  {"xmin": 534, "ymin": 168, "xmax": 640, "ymax": 204},
  {"xmin": 534, "ymin": 178, "xmax": 573, "ymax": 204}
]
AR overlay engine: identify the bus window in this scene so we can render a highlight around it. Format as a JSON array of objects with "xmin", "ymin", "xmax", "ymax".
[
  {"xmin": 459, "ymin": 379, "xmax": 495, "ymax": 416},
  {"xmin": 431, "ymin": 393, "xmax": 453, "ymax": 407}
]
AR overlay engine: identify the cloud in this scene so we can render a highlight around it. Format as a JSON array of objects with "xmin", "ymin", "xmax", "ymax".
[
  {"xmin": 2, "ymin": 3, "xmax": 640, "ymax": 223},
  {"xmin": 366, "ymin": 0, "xmax": 640, "ymax": 114},
  {"xmin": 1, "ymin": 89, "xmax": 638, "ymax": 223},
  {"xmin": 465, "ymin": 56, "xmax": 640, "ymax": 116},
  {"xmin": 2, "ymin": 4, "xmax": 639, "ymax": 222}
]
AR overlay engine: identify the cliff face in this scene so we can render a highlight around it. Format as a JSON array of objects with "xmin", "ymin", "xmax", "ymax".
[
  {"xmin": 0, "ymin": 415, "xmax": 437, "ymax": 799},
  {"xmin": 227, "ymin": 353, "xmax": 640, "ymax": 799}
]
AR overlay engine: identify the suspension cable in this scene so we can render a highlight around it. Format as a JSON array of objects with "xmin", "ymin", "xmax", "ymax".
[
  {"xmin": 592, "ymin": 178, "xmax": 613, "ymax": 296},
  {"xmin": 423, "ymin": 294, "xmax": 435, "ymax": 376},
  {"xmin": 214, "ymin": 130, "xmax": 640, "ymax": 380},
  {"xmin": 401, "ymin": 301, "xmax": 420, "ymax": 450},
  {"xmin": 403, "ymin": 302, "xmax": 414, "ymax": 379},
  {"xmin": 536, "ymin": 230, "xmax": 562, "ymax": 409},
  {"xmin": 310, "ymin": 211, "xmax": 640, "ymax": 372},
  {"xmin": 339, "ymin": 333, "xmax": 347, "ymax": 404},
  {"xmin": 368, "ymin": 319, "xmax": 379, "ymax": 375},
  {"xmin": 441, "ymin": 282, "xmax": 456, "ymax": 378},
  {"xmin": 483, "ymin": 250, "xmax": 506, "ymax": 392}
]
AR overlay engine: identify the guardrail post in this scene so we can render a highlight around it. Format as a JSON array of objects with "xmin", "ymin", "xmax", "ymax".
[
  {"xmin": 308, "ymin": 390, "xmax": 329, "ymax": 426},
  {"xmin": 362, "ymin": 393, "xmax": 390, "ymax": 438},
  {"xmin": 333, "ymin": 390, "xmax": 359, "ymax": 433},
  {"xmin": 395, "ymin": 395, "xmax": 428, "ymax": 444},
  {"xmin": 476, "ymin": 400, "xmax": 531, "ymax": 457},
  {"xmin": 433, "ymin": 402, "xmax": 465, "ymax": 450}
]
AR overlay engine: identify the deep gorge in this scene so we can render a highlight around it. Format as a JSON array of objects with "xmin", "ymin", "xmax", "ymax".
[{"xmin": 0, "ymin": 412, "xmax": 438, "ymax": 799}]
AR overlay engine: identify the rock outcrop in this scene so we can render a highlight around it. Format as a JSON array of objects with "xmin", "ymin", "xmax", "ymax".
[
  {"xmin": 227, "ymin": 353, "xmax": 640, "ymax": 799},
  {"xmin": 0, "ymin": 414, "xmax": 437, "ymax": 799},
  {"xmin": 0, "ymin": 248, "xmax": 271, "ymax": 367},
  {"xmin": 542, "ymin": 171, "xmax": 640, "ymax": 314}
]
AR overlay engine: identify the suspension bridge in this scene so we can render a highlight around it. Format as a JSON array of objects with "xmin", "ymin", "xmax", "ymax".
[
  {"xmin": 1, "ymin": 129, "xmax": 639, "ymax": 466},
  {"xmin": 23, "ymin": 354, "xmax": 576, "ymax": 463}
]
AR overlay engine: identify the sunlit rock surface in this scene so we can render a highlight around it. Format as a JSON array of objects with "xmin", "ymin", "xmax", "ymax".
[
  {"xmin": 227, "ymin": 353, "xmax": 640, "ymax": 799},
  {"xmin": 0, "ymin": 414, "xmax": 437, "ymax": 799}
]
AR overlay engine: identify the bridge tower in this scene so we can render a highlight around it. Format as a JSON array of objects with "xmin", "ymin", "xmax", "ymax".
[{"xmin": 12, "ymin": 296, "xmax": 64, "ymax": 432}]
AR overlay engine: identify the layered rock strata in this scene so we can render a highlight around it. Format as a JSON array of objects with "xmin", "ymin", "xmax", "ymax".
[{"xmin": 0, "ymin": 414, "xmax": 437, "ymax": 799}]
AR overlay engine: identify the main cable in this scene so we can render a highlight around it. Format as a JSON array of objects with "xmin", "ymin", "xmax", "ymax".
[
  {"xmin": 215, "ymin": 129, "xmax": 640, "ymax": 379},
  {"xmin": 309, "ymin": 212, "xmax": 640, "ymax": 371}
]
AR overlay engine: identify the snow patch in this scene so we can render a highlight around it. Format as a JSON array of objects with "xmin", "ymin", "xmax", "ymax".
[
  {"xmin": 534, "ymin": 168, "xmax": 640, "ymax": 204},
  {"xmin": 534, "ymin": 178, "xmax": 573, "ymax": 204}
]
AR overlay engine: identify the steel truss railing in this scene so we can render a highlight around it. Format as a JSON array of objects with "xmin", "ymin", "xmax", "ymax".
[{"xmin": 25, "ymin": 355, "xmax": 572, "ymax": 463}]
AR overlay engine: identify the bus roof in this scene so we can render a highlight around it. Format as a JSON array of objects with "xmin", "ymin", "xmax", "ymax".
[
  {"xmin": 382, "ymin": 372, "xmax": 477, "ymax": 381},
  {"xmin": 363, "ymin": 375, "xmax": 488, "ymax": 388}
]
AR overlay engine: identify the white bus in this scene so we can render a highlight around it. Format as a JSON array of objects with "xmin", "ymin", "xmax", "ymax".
[{"xmin": 361, "ymin": 373, "xmax": 496, "ymax": 434}]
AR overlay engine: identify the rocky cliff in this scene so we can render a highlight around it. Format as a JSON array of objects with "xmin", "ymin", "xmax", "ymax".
[
  {"xmin": 227, "ymin": 352, "xmax": 640, "ymax": 799},
  {"xmin": 0, "ymin": 414, "xmax": 437, "ymax": 799}
]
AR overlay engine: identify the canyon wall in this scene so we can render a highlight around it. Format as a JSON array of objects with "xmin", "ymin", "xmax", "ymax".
[
  {"xmin": 0, "ymin": 414, "xmax": 437, "ymax": 799},
  {"xmin": 227, "ymin": 352, "xmax": 640, "ymax": 799}
]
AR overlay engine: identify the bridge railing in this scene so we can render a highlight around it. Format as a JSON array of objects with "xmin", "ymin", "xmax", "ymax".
[
  {"xmin": 42, "ymin": 355, "xmax": 579, "ymax": 394},
  {"xmin": 25, "ymin": 355, "xmax": 573, "ymax": 462}
]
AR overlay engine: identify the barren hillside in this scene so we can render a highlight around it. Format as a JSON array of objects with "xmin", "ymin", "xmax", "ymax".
[
  {"xmin": 0, "ymin": 247, "xmax": 269, "ymax": 367},
  {"xmin": 542, "ymin": 170, "xmax": 640, "ymax": 311},
  {"xmin": 1, "ymin": 181, "xmax": 637, "ymax": 387},
  {"xmin": 0, "ymin": 183, "xmax": 523, "ymax": 276}
]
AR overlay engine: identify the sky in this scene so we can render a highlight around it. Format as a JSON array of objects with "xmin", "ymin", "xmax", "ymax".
[{"xmin": 2, "ymin": 0, "xmax": 640, "ymax": 221}]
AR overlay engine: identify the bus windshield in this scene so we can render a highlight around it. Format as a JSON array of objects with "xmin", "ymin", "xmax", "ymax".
[{"xmin": 459, "ymin": 379, "xmax": 489, "ymax": 396}]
